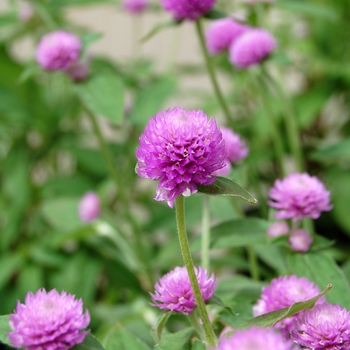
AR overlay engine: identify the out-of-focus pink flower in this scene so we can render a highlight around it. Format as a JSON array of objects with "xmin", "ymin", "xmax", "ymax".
[
  {"xmin": 78, "ymin": 192, "xmax": 100, "ymax": 222},
  {"xmin": 229, "ymin": 28, "xmax": 277, "ymax": 68},
  {"xmin": 160, "ymin": 0, "xmax": 216, "ymax": 21},
  {"xmin": 66, "ymin": 59, "xmax": 90, "ymax": 82},
  {"xmin": 36, "ymin": 31, "xmax": 81, "ymax": 71},
  {"xmin": 8, "ymin": 289, "xmax": 90, "ymax": 350},
  {"xmin": 289, "ymin": 228, "xmax": 313, "ymax": 253},
  {"xmin": 150, "ymin": 266, "xmax": 217, "ymax": 314},
  {"xmin": 135, "ymin": 108, "xmax": 225, "ymax": 208},
  {"xmin": 268, "ymin": 173, "xmax": 333, "ymax": 221},
  {"xmin": 205, "ymin": 18, "xmax": 249, "ymax": 55},
  {"xmin": 267, "ymin": 221, "xmax": 289, "ymax": 237},
  {"xmin": 122, "ymin": 0, "xmax": 149, "ymax": 14}
]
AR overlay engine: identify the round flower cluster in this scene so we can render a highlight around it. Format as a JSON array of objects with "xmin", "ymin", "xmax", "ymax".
[
  {"xmin": 36, "ymin": 31, "xmax": 81, "ymax": 71},
  {"xmin": 160, "ymin": 0, "xmax": 216, "ymax": 21},
  {"xmin": 253, "ymin": 275, "xmax": 323, "ymax": 337},
  {"xmin": 291, "ymin": 302, "xmax": 350, "ymax": 350},
  {"xmin": 150, "ymin": 266, "xmax": 217, "ymax": 314},
  {"xmin": 268, "ymin": 172, "xmax": 333, "ymax": 221},
  {"xmin": 8, "ymin": 289, "xmax": 90, "ymax": 350},
  {"xmin": 213, "ymin": 127, "xmax": 249, "ymax": 176},
  {"xmin": 135, "ymin": 107, "xmax": 225, "ymax": 208},
  {"xmin": 288, "ymin": 228, "xmax": 313, "ymax": 253},
  {"xmin": 78, "ymin": 191, "xmax": 101, "ymax": 222},
  {"xmin": 217, "ymin": 327, "xmax": 298, "ymax": 350},
  {"xmin": 205, "ymin": 18, "xmax": 276, "ymax": 68}
]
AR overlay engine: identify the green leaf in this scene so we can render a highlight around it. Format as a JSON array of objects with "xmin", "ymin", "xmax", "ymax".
[
  {"xmin": 197, "ymin": 177, "xmax": 257, "ymax": 204},
  {"xmin": 203, "ymin": 9, "xmax": 227, "ymax": 19},
  {"xmin": 208, "ymin": 295, "xmax": 236, "ymax": 316},
  {"xmin": 287, "ymin": 251, "xmax": 350, "ymax": 309},
  {"xmin": 81, "ymin": 32, "xmax": 103, "ymax": 50},
  {"xmin": 311, "ymin": 139, "xmax": 350, "ymax": 162},
  {"xmin": 239, "ymin": 284, "xmax": 332, "ymax": 329},
  {"xmin": 73, "ymin": 334, "xmax": 105, "ymax": 350},
  {"xmin": 141, "ymin": 20, "xmax": 181, "ymax": 43},
  {"xmin": 76, "ymin": 72, "xmax": 124, "ymax": 124},
  {"xmin": 0, "ymin": 253, "xmax": 25, "ymax": 290},
  {"xmin": 155, "ymin": 328, "xmax": 194, "ymax": 350},
  {"xmin": 129, "ymin": 76, "xmax": 177, "ymax": 127},
  {"xmin": 192, "ymin": 340, "xmax": 206, "ymax": 350},
  {"xmin": 0, "ymin": 315, "xmax": 11, "ymax": 346},
  {"xmin": 103, "ymin": 326, "xmax": 150, "ymax": 350},
  {"xmin": 153, "ymin": 311, "xmax": 173, "ymax": 344}
]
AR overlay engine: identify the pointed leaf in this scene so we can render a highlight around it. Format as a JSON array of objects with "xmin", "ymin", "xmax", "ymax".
[
  {"xmin": 141, "ymin": 20, "xmax": 181, "ymax": 43},
  {"xmin": 239, "ymin": 284, "xmax": 332, "ymax": 329},
  {"xmin": 155, "ymin": 328, "xmax": 194, "ymax": 350},
  {"xmin": 76, "ymin": 72, "xmax": 124, "ymax": 124},
  {"xmin": 197, "ymin": 177, "xmax": 257, "ymax": 204},
  {"xmin": 103, "ymin": 327, "xmax": 150, "ymax": 350},
  {"xmin": 0, "ymin": 315, "xmax": 11, "ymax": 346},
  {"xmin": 72, "ymin": 334, "xmax": 105, "ymax": 350},
  {"xmin": 153, "ymin": 311, "xmax": 173, "ymax": 344},
  {"xmin": 208, "ymin": 295, "xmax": 237, "ymax": 316}
]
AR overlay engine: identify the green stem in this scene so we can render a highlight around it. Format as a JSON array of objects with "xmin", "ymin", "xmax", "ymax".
[
  {"xmin": 195, "ymin": 18, "xmax": 232, "ymax": 125},
  {"xmin": 188, "ymin": 311, "xmax": 206, "ymax": 341},
  {"xmin": 175, "ymin": 196, "xmax": 217, "ymax": 348},
  {"xmin": 85, "ymin": 108, "xmax": 153, "ymax": 290},
  {"xmin": 262, "ymin": 68, "xmax": 304, "ymax": 172},
  {"xmin": 247, "ymin": 246, "xmax": 259, "ymax": 281},
  {"xmin": 201, "ymin": 196, "xmax": 211, "ymax": 272}
]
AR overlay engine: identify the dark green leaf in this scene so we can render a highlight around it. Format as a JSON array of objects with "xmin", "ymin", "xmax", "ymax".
[
  {"xmin": 153, "ymin": 311, "xmax": 173, "ymax": 344},
  {"xmin": 311, "ymin": 139, "xmax": 350, "ymax": 162},
  {"xmin": 72, "ymin": 334, "xmax": 105, "ymax": 350},
  {"xmin": 203, "ymin": 9, "xmax": 227, "ymax": 19},
  {"xmin": 76, "ymin": 72, "xmax": 124, "ymax": 124},
  {"xmin": 197, "ymin": 177, "xmax": 257, "ymax": 204},
  {"xmin": 208, "ymin": 295, "xmax": 236, "ymax": 316},
  {"xmin": 240, "ymin": 284, "xmax": 332, "ymax": 329},
  {"xmin": 0, "ymin": 254, "xmax": 25, "ymax": 290}
]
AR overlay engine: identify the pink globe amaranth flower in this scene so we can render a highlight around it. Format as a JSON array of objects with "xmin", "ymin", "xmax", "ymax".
[
  {"xmin": 36, "ymin": 31, "xmax": 81, "ymax": 71},
  {"xmin": 253, "ymin": 275, "xmax": 324, "ymax": 338},
  {"xmin": 289, "ymin": 228, "xmax": 313, "ymax": 253},
  {"xmin": 66, "ymin": 59, "xmax": 90, "ymax": 82},
  {"xmin": 229, "ymin": 28, "xmax": 277, "ymax": 68},
  {"xmin": 267, "ymin": 221, "xmax": 290, "ymax": 237},
  {"xmin": 135, "ymin": 107, "xmax": 225, "ymax": 208},
  {"xmin": 205, "ymin": 18, "xmax": 249, "ymax": 55},
  {"xmin": 123, "ymin": 0, "xmax": 149, "ymax": 13},
  {"xmin": 78, "ymin": 192, "xmax": 100, "ymax": 222},
  {"xmin": 220, "ymin": 127, "xmax": 249, "ymax": 163},
  {"xmin": 8, "ymin": 289, "xmax": 90, "ymax": 350},
  {"xmin": 268, "ymin": 173, "xmax": 333, "ymax": 221},
  {"xmin": 150, "ymin": 266, "xmax": 217, "ymax": 314},
  {"xmin": 160, "ymin": 0, "xmax": 216, "ymax": 21},
  {"xmin": 291, "ymin": 302, "xmax": 350, "ymax": 350},
  {"xmin": 212, "ymin": 159, "xmax": 231, "ymax": 176},
  {"xmin": 217, "ymin": 327, "xmax": 298, "ymax": 350}
]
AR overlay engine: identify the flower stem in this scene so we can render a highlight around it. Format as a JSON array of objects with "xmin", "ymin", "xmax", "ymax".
[
  {"xmin": 195, "ymin": 18, "xmax": 232, "ymax": 125},
  {"xmin": 201, "ymin": 196, "xmax": 211, "ymax": 272},
  {"xmin": 175, "ymin": 196, "xmax": 217, "ymax": 348},
  {"xmin": 84, "ymin": 108, "xmax": 153, "ymax": 290},
  {"xmin": 247, "ymin": 246, "xmax": 259, "ymax": 281},
  {"xmin": 188, "ymin": 311, "xmax": 206, "ymax": 341}
]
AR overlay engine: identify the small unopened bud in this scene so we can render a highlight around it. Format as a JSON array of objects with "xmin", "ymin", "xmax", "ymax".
[
  {"xmin": 289, "ymin": 229, "xmax": 313, "ymax": 252},
  {"xmin": 78, "ymin": 192, "xmax": 100, "ymax": 222},
  {"xmin": 267, "ymin": 221, "xmax": 289, "ymax": 237}
]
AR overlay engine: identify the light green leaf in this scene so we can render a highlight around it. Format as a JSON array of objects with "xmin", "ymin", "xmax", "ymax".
[
  {"xmin": 73, "ymin": 334, "xmax": 105, "ymax": 350},
  {"xmin": 153, "ymin": 311, "xmax": 173, "ymax": 344},
  {"xmin": 197, "ymin": 177, "xmax": 257, "ymax": 204},
  {"xmin": 103, "ymin": 326, "xmax": 150, "ymax": 350},
  {"xmin": 155, "ymin": 328, "xmax": 194, "ymax": 350},
  {"xmin": 208, "ymin": 295, "xmax": 236, "ymax": 316},
  {"xmin": 141, "ymin": 20, "xmax": 181, "ymax": 43},
  {"xmin": 76, "ymin": 72, "xmax": 124, "ymax": 124},
  {"xmin": 0, "ymin": 315, "xmax": 12, "ymax": 346},
  {"xmin": 311, "ymin": 139, "xmax": 350, "ymax": 162}
]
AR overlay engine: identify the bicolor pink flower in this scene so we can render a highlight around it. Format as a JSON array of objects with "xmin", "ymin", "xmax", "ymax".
[
  {"xmin": 160, "ymin": 0, "xmax": 216, "ymax": 21},
  {"xmin": 268, "ymin": 173, "xmax": 332, "ymax": 221},
  {"xmin": 150, "ymin": 266, "xmax": 217, "ymax": 314},
  {"xmin": 267, "ymin": 221, "xmax": 290, "ymax": 237},
  {"xmin": 122, "ymin": 0, "xmax": 149, "ymax": 13},
  {"xmin": 78, "ymin": 192, "xmax": 100, "ymax": 222},
  {"xmin": 205, "ymin": 18, "xmax": 249, "ymax": 54},
  {"xmin": 253, "ymin": 275, "xmax": 323, "ymax": 337},
  {"xmin": 36, "ymin": 31, "xmax": 81, "ymax": 71},
  {"xmin": 135, "ymin": 107, "xmax": 225, "ymax": 208},
  {"xmin": 217, "ymin": 327, "xmax": 298, "ymax": 350},
  {"xmin": 229, "ymin": 28, "xmax": 277, "ymax": 68},
  {"xmin": 8, "ymin": 289, "xmax": 90, "ymax": 350},
  {"xmin": 289, "ymin": 229, "xmax": 313, "ymax": 253},
  {"xmin": 291, "ymin": 302, "xmax": 350, "ymax": 350}
]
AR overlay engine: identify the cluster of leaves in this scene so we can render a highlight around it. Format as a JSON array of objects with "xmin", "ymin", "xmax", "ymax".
[{"xmin": 1, "ymin": 0, "xmax": 350, "ymax": 349}]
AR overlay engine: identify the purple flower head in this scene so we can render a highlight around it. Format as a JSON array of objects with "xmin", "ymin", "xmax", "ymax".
[
  {"xmin": 289, "ymin": 228, "xmax": 313, "ymax": 253},
  {"xmin": 229, "ymin": 28, "xmax": 277, "ymax": 68},
  {"xmin": 217, "ymin": 327, "xmax": 298, "ymax": 350},
  {"xmin": 66, "ymin": 59, "xmax": 90, "ymax": 82},
  {"xmin": 78, "ymin": 192, "xmax": 100, "ymax": 222},
  {"xmin": 212, "ymin": 159, "xmax": 231, "ymax": 176},
  {"xmin": 150, "ymin": 266, "xmax": 217, "ymax": 314},
  {"xmin": 267, "ymin": 221, "xmax": 290, "ymax": 237},
  {"xmin": 220, "ymin": 127, "xmax": 249, "ymax": 163},
  {"xmin": 253, "ymin": 275, "xmax": 324, "ymax": 337},
  {"xmin": 36, "ymin": 31, "xmax": 81, "ymax": 71},
  {"xmin": 8, "ymin": 289, "xmax": 90, "ymax": 350},
  {"xmin": 205, "ymin": 18, "xmax": 249, "ymax": 55},
  {"xmin": 135, "ymin": 108, "xmax": 225, "ymax": 208},
  {"xmin": 291, "ymin": 302, "xmax": 350, "ymax": 350},
  {"xmin": 123, "ymin": 0, "xmax": 149, "ymax": 13},
  {"xmin": 160, "ymin": 0, "xmax": 216, "ymax": 21},
  {"xmin": 268, "ymin": 173, "xmax": 333, "ymax": 221}
]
